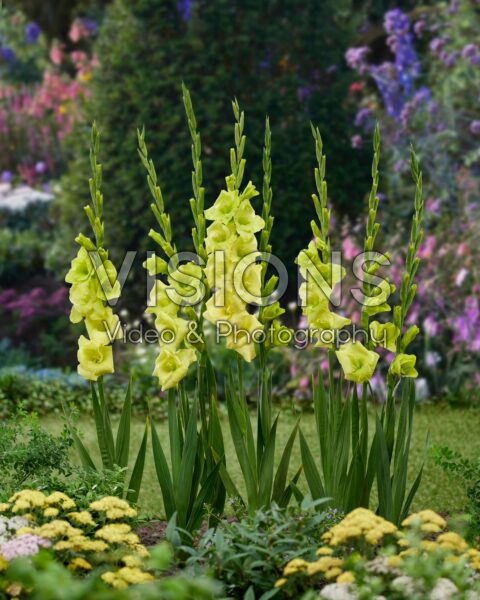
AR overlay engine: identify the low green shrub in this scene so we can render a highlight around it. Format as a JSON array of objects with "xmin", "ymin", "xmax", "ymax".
[
  {"xmin": 180, "ymin": 499, "xmax": 342, "ymax": 598},
  {"xmin": 0, "ymin": 412, "xmax": 128, "ymax": 508}
]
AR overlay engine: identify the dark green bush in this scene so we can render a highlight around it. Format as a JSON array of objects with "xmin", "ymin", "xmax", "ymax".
[{"xmin": 52, "ymin": 0, "xmax": 372, "ymax": 313}]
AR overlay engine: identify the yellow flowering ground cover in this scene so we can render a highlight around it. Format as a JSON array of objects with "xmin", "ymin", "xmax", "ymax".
[
  {"xmin": 0, "ymin": 491, "xmax": 152, "ymax": 591},
  {"xmin": 276, "ymin": 507, "xmax": 480, "ymax": 597}
]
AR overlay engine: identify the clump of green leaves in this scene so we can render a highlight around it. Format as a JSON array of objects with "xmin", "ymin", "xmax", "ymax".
[
  {"xmin": 180, "ymin": 499, "xmax": 340, "ymax": 598},
  {"xmin": 0, "ymin": 410, "xmax": 73, "ymax": 500},
  {"xmin": 0, "ymin": 409, "xmax": 128, "ymax": 508}
]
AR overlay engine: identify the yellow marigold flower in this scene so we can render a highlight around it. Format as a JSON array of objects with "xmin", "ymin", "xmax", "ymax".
[
  {"xmin": 0, "ymin": 503, "xmax": 10, "ymax": 512},
  {"xmin": 337, "ymin": 572, "xmax": 355, "ymax": 584},
  {"xmin": 274, "ymin": 578, "xmax": 288, "ymax": 588},
  {"xmin": 402, "ymin": 510, "xmax": 446, "ymax": 532},
  {"xmin": 283, "ymin": 558, "xmax": 309, "ymax": 576},
  {"xmin": 437, "ymin": 532, "xmax": 468, "ymax": 553},
  {"xmin": 43, "ymin": 508, "xmax": 59, "ymax": 518},
  {"xmin": 46, "ymin": 492, "xmax": 76, "ymax": 510},
  {"xmin": 89, "ymin": 497, "xmax": 137, "ymax": 520},
  {"xmin": 68, "ymin": 558, "xmax": 92, "ymax": 571},
  {"xmin": 316, "ymin": 547, "xmax": 333, "ymax": 556},
  {"xmin": 67, "ymin": 511, "xmax": 96, "ymax": 527}
]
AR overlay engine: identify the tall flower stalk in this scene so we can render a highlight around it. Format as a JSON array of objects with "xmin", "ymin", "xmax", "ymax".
[{"xmin": 64, "ymin": 123, "xmax": 148, "ymax": 503}]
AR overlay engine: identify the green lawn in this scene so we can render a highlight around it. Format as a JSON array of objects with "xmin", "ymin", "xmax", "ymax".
[{"xmin": 41, "ymin": 404, "xmax": 480, "ymax": 518}]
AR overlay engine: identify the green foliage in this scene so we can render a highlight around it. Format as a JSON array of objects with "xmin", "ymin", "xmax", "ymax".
[
  {"xmin": 181, "ymin": 500, "xmax": 340, "ymax": 599},
  {"xmin": 0, "ymin": 411, "xmax": 73, "ymax": 499},
  {"xmin": 3, "ymin": 543, "xmax": 222, "ymax": 600},
  {"xmin": 432, "ymin": 445, "xmax": 480, "ymax": 540},
  {"xmin": 0, "ymin": 410, "xmax": 125, "ymax": 507},
  {"xmin": 66, "ymin": 378, "xmax": 149, "ymax": 503},
  {"xmin": 151, "ymin": 384, "xmax": 225, "ymax": 535},
  {"xmin": 223, "ymin": 361, "xmax": 301, "ymax": 514},
  {"xmin": 0, "ymin": 368, "xmax": 161, "ymax": 419},
  {"xmin": 53, "ymin": 0, "xmax": 370, "ymax": 310}
]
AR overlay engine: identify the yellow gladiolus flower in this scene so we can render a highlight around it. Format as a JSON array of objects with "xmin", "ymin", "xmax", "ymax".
[
  {"xmin": 205, "ymin": 221, "xmax": 237, "ymax": 253},
  {"xmin": 370, "ymin": 321, "xmax": 400, "ymax": 352},
  {"xmin": 77, "ymin": 336, "xmax": 114, "ymax": 381},
  {"xmin": 335, "ymin": 341, "xmax": 379, "ymax": 383},
  {"xmin": 154, "ymin": 313, "xmax": 189, "ymax": 350},
  {"xmin": 146, "ymin": 280, "xmax": 179, "ymax": 317},
  {"xmin": 85, "ymin": 310, "xmax": 122, "ymax": 345},
  {"xmin": 234, "ymin": 200, "xmax": 265, "ymax": 236},
  {"xmin": 142, "ymin": 254, "xmax": 168, "ymax": 276},
  {"xmin": 204, "ymin": 189, "xmax": 241, "ymax": 223},
  {"xmin": 152, "ymin": 348, "xmax": 196, "ymax": 391},
  {"xmin": 389, "ymin": 353, "xmax": 418, "ymax": 378}
]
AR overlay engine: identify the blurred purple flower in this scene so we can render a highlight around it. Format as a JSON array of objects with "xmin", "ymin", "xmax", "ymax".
[
  {"xmin": 25, "ymin": 22, "xmax": 41, "ymax": 44},
  {"xmin": 430, "ymin": 37, "xmax": 447, "ymax": 55},
  {"xmin": 177, "ymin": 0, "xmax": 192, "ymax": 22},
  {"xmin": 470, "ymin": 120, "xmax": 480, "ymax": 135},
  {"xmin": 0, "ymin": 534, "xmax": 50, "ymax": 560},
  {"xmin": 297, "ymin": 86, "xmax": 312, "ymax": 102},
  {"xmin": 354, "ymin": 107, "xmax": 371, "ymax": 127},
  {"xmin": 1, "ymin": 170, "xmax": 12, "ymax": 183},
  {"xmin": 35, "ymin": 161, "xmax": 46, "ymax": 174},
  {"xmin": 413, "ymin": 20, "xmax": 426, "ymax": 38},
  {"xmin": 424, "ymin": 315, "xmax": 440, "ymax": 337},
  {"xmin": 426, "ymin": 197, "xmax": 441, "ymax": 215},
  {"xmin": 345, "ymin": 47, "xmax": 369, "ymax": 71},
  {"xmin": 351, "ymin": 134, "xmax": 362, "ymax": 149},
  {"xmin": 447, "ymin": 0, "xmax": 460, "ymax": 14},
  {"xmin": 462, "ymin": 43, "xmax": 478, "ymax": 60},
  {"xmin": 0, "ymin": 47, "xmax": 16, "ymax": 62},
  {"xmin": 80, "ymin": 18, "xmax": 98, "ymax": 34}
]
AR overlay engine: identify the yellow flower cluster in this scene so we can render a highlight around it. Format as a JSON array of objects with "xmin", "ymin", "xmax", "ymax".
[
  {"xmin": 101, "ymin": 567, "xmax": 154, "ymax": 589},
  {"xmin": 203, "ymin": 177, "xmax": 264, "ymax": 362},
  {"xmin": 277, "ymin": 507, "xmax": 480, "ymax": 591},
  {"xmin": 146, "ymin": 276, "xmax": 198, "ymax": 391},
  {"xmin": 89, "ymin": 496, "xmax": 137, "ymax": 520},
  {"xmin": 401, "ymin": 510, "xmax": 446, "ymax": 533},
  {"xmin": 65, "ymin": 245, "xmax": 122, "ymax": 381},
  {"xmin": 0, "ymin": 490, "xmax": 151, "ymax": 589},
  {"xmin": 7, "ymin": 490, "xmax": 75, "ymax": 514},
  {"xmin": 322, "ymin": 508, "xmax": 397, "ymax": 546},
  {"xmin": 297, "ymin": 241, "xmax": 350, "ymax": 336}
]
